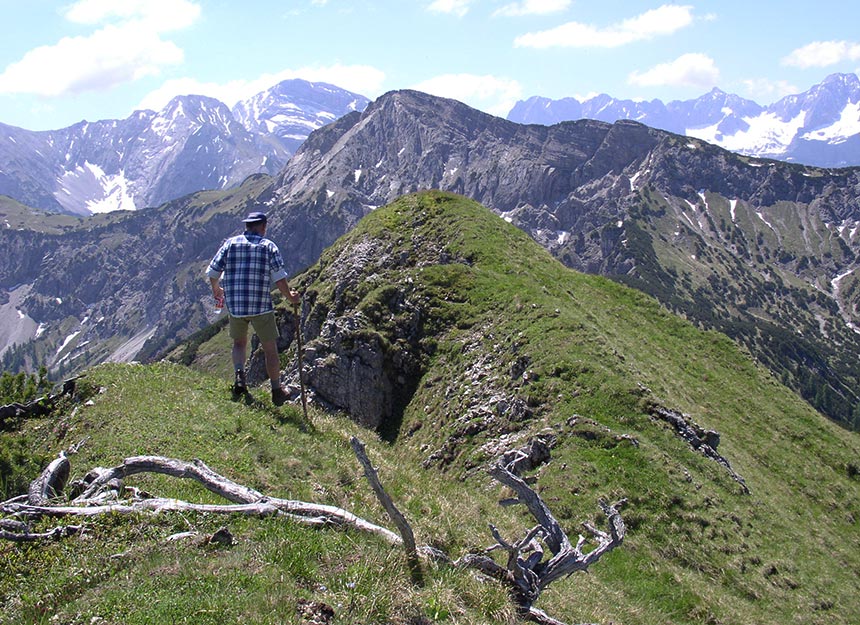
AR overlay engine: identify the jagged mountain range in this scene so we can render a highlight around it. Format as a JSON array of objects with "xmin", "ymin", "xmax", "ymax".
[
  {"xmin": 0, "ymin": 79, "xmax": 368, "ymax": 216},
  {"xmin": 508, "ymin": 72, "xmax": 860, "ymax": 168},
  {"xmin": 1, "ymin": 89, "xmax": 859, "ymax": 427}
]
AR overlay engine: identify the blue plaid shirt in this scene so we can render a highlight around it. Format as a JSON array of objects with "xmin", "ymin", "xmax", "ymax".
[{"xmin": 207, "ymin": 231, "xmax": 287, "ymax": 317}]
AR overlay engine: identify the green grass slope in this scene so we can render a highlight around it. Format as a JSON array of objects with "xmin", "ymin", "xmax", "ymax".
[{"xmin": 3, "ymin": 191, "xmax": 859, "ymax": 625}]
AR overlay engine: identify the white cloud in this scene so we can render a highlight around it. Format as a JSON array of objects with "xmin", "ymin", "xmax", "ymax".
[
  {"xmin": 0, "ymin": 26, "xmax": 184, "ymax": 97},
  {"xmin": 740, "ymin": 78, "xmax": 799, "ymax": 102},
  {"xmin": 514, "ymin": 4, "xmax": 694, "ymax": 48},
  {"xmin": 411, "ymin": 73, "xmax": 523, "ymax": 117},
  {"xmin": 782, "ymin": 40, "xmax": 860, "ymax": 69},
  {"xmin": 628, "ymin": 53, "xmax": 719, "ymax": 89},
  {"xmin": 427, "ymin": 0, "xmax": 473, "ymax": 17},
  {"xmin": 63, "ymin": 0, "xmax": 201, "ymax": 31},
  {"xmin": 0, "ymin": 0, "xmax": 200, "ymax": 98},
  {"xmin": 493, "ymin": 0, "xmax": 571, "ymax": 17},
  {"xmin": 137, "ymin": 64, "xmax": 387, "ymax": 112}
]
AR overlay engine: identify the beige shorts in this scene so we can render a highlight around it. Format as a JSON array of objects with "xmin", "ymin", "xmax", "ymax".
[{"xmin": 229, "ymin": 311, "xmax": 279, "ymax": 343}]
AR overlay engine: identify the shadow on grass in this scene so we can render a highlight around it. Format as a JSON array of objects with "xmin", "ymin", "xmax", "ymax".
[{"xmin": 231, "ymin": 387, "xmax": 315, "ymax": 433}]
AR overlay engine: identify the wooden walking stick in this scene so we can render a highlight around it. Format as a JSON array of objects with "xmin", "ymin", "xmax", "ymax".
[{"xmin": 292, "ymin": 302, "xmax": 309, "ymax": 423}]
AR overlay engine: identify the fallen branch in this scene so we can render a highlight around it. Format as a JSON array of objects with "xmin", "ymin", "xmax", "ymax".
[
  {"xmin": 28, "ymin": 439, "xmax": 87, "ymax": 505},
  {"xmin": 3, "ymin": 454, "xmax": 400, "ymax": 545},
  {"xmin": 348, "ymin": 436, "xmax": 627, "ymax": 625},
  {"xmin": 350, "ymin": 436, "xmax": 422, "ymax": 581},
  {"xmin": 0, "ymin": 525, "xmax": 83, "ymax": 542},
  {"xmin": 7, "ymin": 438, "xmax": 626, "ymax": 625}
]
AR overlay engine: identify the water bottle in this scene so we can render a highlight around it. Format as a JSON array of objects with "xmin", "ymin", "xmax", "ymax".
[{"xmin": 214, "ymin": 294, "xmax": 225, "ymax": 314}]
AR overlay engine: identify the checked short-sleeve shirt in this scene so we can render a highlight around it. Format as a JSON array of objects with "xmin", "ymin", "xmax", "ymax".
[{"xmin": 207, "ymin": 231, "xmax": 287, "ymax": 317}]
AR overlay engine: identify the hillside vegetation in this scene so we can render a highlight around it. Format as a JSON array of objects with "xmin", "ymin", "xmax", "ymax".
[{"xmin": 3, "ymin": 191, "xmax": 859, "ymax": 625}]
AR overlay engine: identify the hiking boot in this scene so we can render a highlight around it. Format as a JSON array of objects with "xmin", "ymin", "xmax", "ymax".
[
  {"xmin": 232, "ymin": 369, "xmax": 247, "ymax": 395},
  {"xmin": 271, "ymin": 386, "xmax": 289, "ymax": 406}
]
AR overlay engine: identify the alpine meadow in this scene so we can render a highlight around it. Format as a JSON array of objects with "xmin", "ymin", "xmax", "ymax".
[{"xmin": 2, "ymin": 192, "xmax": 858, "ymax": 625}]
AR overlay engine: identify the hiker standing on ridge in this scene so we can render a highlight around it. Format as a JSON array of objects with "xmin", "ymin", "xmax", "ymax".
[{"xmin": 207, "ymin": 211, "xmax": 300, "ymax": 405}]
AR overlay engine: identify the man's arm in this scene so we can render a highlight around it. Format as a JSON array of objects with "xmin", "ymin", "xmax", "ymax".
[
  {"xmin": 207, "ymin": 240, "xmax": 229, "ymax": 300},
  {"xmin": 209, "ymin": 275, "xmax": 224, "ymax": 300},
  {"xmin": 206, "ymin": 263, "xmax": 224, "ymax": 300}
]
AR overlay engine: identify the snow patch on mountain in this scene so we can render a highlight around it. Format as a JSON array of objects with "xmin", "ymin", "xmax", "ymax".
[
  {"xmin": 801, "ymin": 101, "xmax": 860, "ymax": 144},
  {"xmin": 688, "ymin": 111, "xmax": 808, "ymax": 156},
  {"xmin": 0, "ymin": 79, "xmax": 370, "ymax": 217},
  {"xmin": 55, "ymin": 161, "xmax": 137, "ymax": 214},
  {"xmin": 0, "ymin": 284, "xmax": 37, "ymax": 358},
  {"xmin": 508, "ymin": 72, "xmax": 860, "ymax": 168}
]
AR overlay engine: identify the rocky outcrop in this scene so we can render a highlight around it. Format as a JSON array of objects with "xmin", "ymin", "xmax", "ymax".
[
  {"xmin": 649, "ymin": 404, "xmax": 749, "ymax": 494},
  {"xmin": 265, "ymin": 89, "xmax": 860, "ymax": 426},
  {"xmin": 248, "ymin": 234, "xmax": 428, "ymax": 431}
]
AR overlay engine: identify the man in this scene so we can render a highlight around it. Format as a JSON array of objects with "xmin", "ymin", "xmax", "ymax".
[{"xmin": 207, "ymin": 211, "xmax": 300, "ymax": 405}]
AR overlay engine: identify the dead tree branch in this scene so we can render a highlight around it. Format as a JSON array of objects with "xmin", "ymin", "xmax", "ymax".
[
  {"xmin": 350, "ymin": 436, "xmax": 422, "ymax": 580},
  {"xmin": 453, "ymin": 459, "xmax": 627, "ymax": 622},
  {"xmin": 28, "ymin": 439, "xmax": 87, "ymax": 505},
  {"xmin": 2, "ymin": 454, "xmax": 400, "ymax": 545},
  {"xmin": 0, "ymin": 525, "xmax": 84, "ymax": 542},
  {"xmin": 7, "ymin": 440, "xmax": 626, "ymax": 625}
]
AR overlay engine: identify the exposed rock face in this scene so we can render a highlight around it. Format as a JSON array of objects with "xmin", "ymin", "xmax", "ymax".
[
  {"xmin": 649, "ymin": 404, "xmax": 749, "ymax": 494},
  {"xmin": 232, "ymin": 79, "xmax": 369, "ymax": 154},
  {"xmin": 247, "ymin": 234, "xmax": 427, "ymax": 430},
  {"xmin": 265, "ymin": 90, "xmax": 860, "ymax": 425}
]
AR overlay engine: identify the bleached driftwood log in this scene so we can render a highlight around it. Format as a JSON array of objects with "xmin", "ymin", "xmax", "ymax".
[{"xmin": 2, "ymin": 455, "xmax": 399, "ymax": 545}]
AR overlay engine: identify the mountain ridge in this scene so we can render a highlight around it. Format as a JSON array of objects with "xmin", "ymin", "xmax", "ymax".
[
  {"xmin": 2, "ymin": 89, "xmax": 859, "ymax": 427},
  {"xmin": 6, "ymin": 191, "xmax": 859, "ymax": 624},
  {"xmin": 0, "ymin": 79, "xmax": 368, "ymax": 216}
]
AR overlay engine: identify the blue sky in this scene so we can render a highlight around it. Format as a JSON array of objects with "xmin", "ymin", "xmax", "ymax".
[{"xmin": 1, "ymin": 0, "xmax": 859, "ymax": 131}]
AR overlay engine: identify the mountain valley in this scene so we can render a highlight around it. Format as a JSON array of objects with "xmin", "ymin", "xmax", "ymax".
[{"xmin": 1, "ymin": 87, "xmax": 859, "ymax": 429}]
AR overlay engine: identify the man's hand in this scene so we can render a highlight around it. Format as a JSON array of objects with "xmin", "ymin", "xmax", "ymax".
[{"xmin": 274, "ymin": 277, "xmax": 300, "ymax": 306}]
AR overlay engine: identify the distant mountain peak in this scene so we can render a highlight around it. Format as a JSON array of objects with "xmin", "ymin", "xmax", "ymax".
[
  {"xmin": 508, "ymin": 73, "xmax": 860, "ymax": 168},
  {"xmin": 821, "ymin": 71, "xmax": 860, "ymax": 89},
  {"xmin": 0, "ymin": 80, "xmax": 370, "ymax": 216},
  {"xmin": 231, "ymin": 79, "xmax": 369, "ymax": 152}
]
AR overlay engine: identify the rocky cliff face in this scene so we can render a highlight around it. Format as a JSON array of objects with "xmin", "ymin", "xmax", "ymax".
[
  {"xmin": 266, "ymin": 90, "xmax": 860, "ymax": 425},
  {"xmin": 248, "ymin": 192, "xmax": 539, "ymax": 443}
]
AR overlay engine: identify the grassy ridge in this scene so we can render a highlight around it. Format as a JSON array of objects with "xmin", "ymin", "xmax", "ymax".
[{"xmin": 3, "ymin": 191, "xmax": 859, "ymax": 624}]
